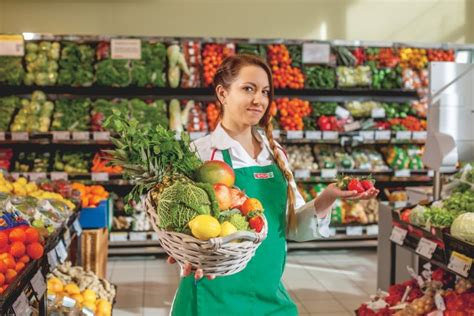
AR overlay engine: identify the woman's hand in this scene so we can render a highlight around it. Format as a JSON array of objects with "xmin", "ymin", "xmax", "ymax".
[
  {"xmin": 167, "ymin": 256, "xmax": 216, "ymax": 281},
  {"xmin": 325, "ymin": 183, "xmax": 380, "ymax": 201}
]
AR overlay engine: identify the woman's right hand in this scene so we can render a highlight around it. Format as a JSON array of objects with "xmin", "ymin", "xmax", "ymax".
[{"xmin": 167, "ymin": 256, "xmax": 216, "ymax": 281}]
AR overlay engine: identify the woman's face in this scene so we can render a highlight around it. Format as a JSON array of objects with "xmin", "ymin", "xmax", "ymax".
[{"xmin": 220, "ymin": 65, "xmax": 271, "ymax": 127}]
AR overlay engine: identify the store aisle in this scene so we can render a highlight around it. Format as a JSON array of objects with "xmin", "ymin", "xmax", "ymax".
[{"xmin": 109, "ymin": 249, "xmax": 376, "ymax": 316}]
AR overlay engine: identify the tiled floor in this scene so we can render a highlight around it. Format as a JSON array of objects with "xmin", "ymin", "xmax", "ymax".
[{"xmin": 109, "ymin": 249, "xmax": 376, "ymax": 316}]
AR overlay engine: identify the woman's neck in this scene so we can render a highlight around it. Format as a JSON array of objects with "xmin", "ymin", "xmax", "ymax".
[{"xmin": 220, "ymin": 119, "xmax": 253, "ymax": 144}]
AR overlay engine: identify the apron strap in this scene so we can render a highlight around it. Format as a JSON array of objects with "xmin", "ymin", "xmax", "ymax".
[
  {"xmin": 210, "ymin": 148, "xmax": 218, "ymax": 161},
  {"xmin": 221, "ymin": 149, "xmax": 234, "ymax": 169}
]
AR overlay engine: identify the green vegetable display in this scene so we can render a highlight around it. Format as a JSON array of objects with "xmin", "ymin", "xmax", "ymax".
[
  {"xmin": 0, "ymin": 96, "xmax": 20, "ymax": 131},
  {"xmin": 381, "ymin": 102, "xmax": 415, "ymax": 119},
  {"xmin": 95, "ymin": 59, "xmax": 131, "ymax": 87},
  {"xmin": 129, "ymin": 98, "xmax": 168, "ymax": 129},
  {"xmin": 368, "ymin": 62, "xmax": 402, "ymax": 90},
  {"xmin": 311, "ymin": 102, "xmax": 338, "ymax": 117},
  {"xmin": 287, "ymin": 45, "xmax": 302, "ymax": 68},
  {"xmin": 24, "ymin": 41, "xmax": 60, "ymax": 86},
  {"xmin": 10, "ymin": 91, "xmax": 54, "ymax": 132},
  {"xmin": 131, "ymin": 42, "xmax": 167, "ymax": 87},
  {"xmin": 58, "ymin": 42, "xmax": 95, "ymax": 86},
  {"xmin": 54, "ymin": 151, "xmax": 91, "ymax": 174},
  {"xmin": 14, "ymin": 151, "xmax": 50, "ymax": 172},
  {"xmin": 51, "ymin": 98, "xmax": 91, "ymax": 131},
  {"xmin": 0, "ymin": 57, "xmax": 25, "ymax": 85},
  {"xmin": 451, "ymin": 213, "xmax": 474, "ymax": 244},
  {"xmin": 236, "ymin": 44, "xmax": 266, "ymax": 59},
  {"xmin": 304, "ymin": 66, "xmax": 336, "ymax": 89}
]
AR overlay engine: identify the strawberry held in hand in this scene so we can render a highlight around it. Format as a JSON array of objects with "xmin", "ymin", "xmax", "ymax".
[{"xmin": 347, "ymin": 178, "xmax": 365, "ymax": 193}]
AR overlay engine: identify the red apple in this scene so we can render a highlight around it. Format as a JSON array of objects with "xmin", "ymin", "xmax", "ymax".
[{"xmin": 213, "ymin": 184, "xmax": 232, "ymax": 211}]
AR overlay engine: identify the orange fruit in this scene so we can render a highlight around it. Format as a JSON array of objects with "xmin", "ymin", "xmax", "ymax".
[
  {"xmin": 0, "ymin": 232, "xmax": 8, "ymax": 248},
  {"xmin": 90, "ymin": 195, "xmax": 102, "ymax": 206},
  {"xmin": 24, "ymin": 228, "xmax": 40, "ymax": 244},
  {"xmin": 10, "ymin": 242, "xmax": 26, "ymax": 258},
  {"xmin": 91, "ymin": 186, "xmax": 105, "ymax": 195},
  {"xmin": 3, "ymin": 257, "xmax": 15, "ymax": 270},
  {"xmin": 0, "ymin": 261, "xmax": 7, "ymax": 273},
  {"xmin": 0, "ymin": 273, "xmax": 5, "ymax": 286},
  {"xmin": 0, "ymin": 245, "xmax": 10, "ymax": 254},
  {"xmin": 9, "ymin": 228, "xmax": 26, "ymax": 243},
  {"xmin": 1, "ymin": 284, "xmax": 7, "ymax": 291},
  {"xmin": 19, "ymin": 255, "xmax": 30, "ymax": 264},
  {"xmin": 5, "ymin": 269, "xmax": 17, "ymax": 283},
  {"xmin": 0, "ymin": 287, "xmax": 4, "ymax": 294},
  {"xmin": 14, "ymin": 262, "xmax": 25, "ymax": 272},
  {"xmin": 82, "ymin": 196, "xmax": 89, "ymax": 208},
  {"xmin": 26, "ymin": 242, "xmax": 44, "ymax": 260},
  {"xmin": 240, "ymin": 198, "xmax": 264, "ymax": 216}
]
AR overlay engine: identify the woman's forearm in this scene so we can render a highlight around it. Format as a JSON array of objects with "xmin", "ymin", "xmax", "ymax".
[{"xmin": 313, "ymin": 189, "xmax": 336, "ymax": 218}]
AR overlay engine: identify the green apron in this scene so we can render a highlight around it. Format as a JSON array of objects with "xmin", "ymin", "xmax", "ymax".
[{"xmin": 171, "ymin": 149, "xmax": 297, "ymax": 316}]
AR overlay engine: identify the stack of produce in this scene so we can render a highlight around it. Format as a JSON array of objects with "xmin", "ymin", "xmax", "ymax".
[
  {"xmin": 384, "ymin": 146, "xmax": 424, "ymax": 170},
  {"xmin": 95, "ymin": 42, "xmax": 131, "ymax": 87},
  {"xmin": 352, "ymin": 148, "xmax": 390, "ymax": 171},
  {"xmin": 286, "ymin": 145, "xmax": 318, "ymax": 171},
  {"xmin": 333, "ymin": 47, "xmax": 358, "ymax": 67},
  {"xmin": 91, "ymin": 151, "xmax": 123, "ymax": 174},
  {"xmin": 267, "ymin": 44, "xmax": 304, "ymax": 89},
  {"xmin": 206, "ymin": 103, "xmax": 220, "ymax": 132},
  {"xmin": 341, "ymin": 199, "xmax": 379, "ymax": 224},
  {"xmin": 273, "ymin": 98, "xmax": 311, "ymax": 130},
  {"xmin": 71, "ymin": 183, "xmax": 109, "ymax": 208},
  {"xmin": 168, "ymin": 99, "xmax": 195, "ymax": 133},
  {"xmin": 369, "ymin": 66, "xmax": 403, "ymax": 90},
  {"xmin": 0, "ymin": 96, "xmax": 20, "ymax": 131},
  {"xmin": 129, "ymin": 98, "xmax": 168, "ymax": 129},
  {"xmin": 427, "ymin": 49, "xmax": 455, "ymax": 62},
  {"xmin": 304, "ymin": 66, "xmax": 336, "ymax": 89},
  {"xmin": 181, "ymin": 41, "xmax": 202, "ymax": 88},
  {"xmin": 366, "ymin": 47, "xmax": 400, "ymax": 68},
  {"xmin": 346, "ymin": 101, "xmax": 381, "ymax": 118},
  {"xmin": 287, "ymin": 45, "xmax": 302, "ymax": 68},
  {"xmin": 310, "ymin": 102, "xmax": 338, "ymax": 117},
  {"xmin": 0, "ymin": 149, "xmax": 13, "ymax": 171},
  {"xmin": 0, "ymin": 56, "xmax": 25, "ymax": 85},
  {"xmin": 131, "ymin": 41, "xmax": 167, "ymax": 87},
  {"xmin": 313, "ymin": 145, "xmax": 337, "ymax": 169},
  {"xmin": 91, "ymin": 99, "xmax": 129, "ymax": 131},
  {"xmin": 236, "ymin": 43, "xmax": 266, "ymax": 58},
  {"xmin": 51, "ymin": 98, "xmax": 91, "ymax": 131},
  {"xmin": 24, "ymin": 41, "xmax": 60, "ymax": 86},
  {"xmin": 399, "ymin": 48, "xmax": 428, "ymax": 69},
  {"xmin": 58, "ymin": 42, "xmax": 95, "ymax": 86},
  {"xmin": 167, "ymin": 43, "xmax": 190, "ymax": 88},
  {"xmin": 202, "ymin": 43, "xmax": 235, "ymax": 87},
  {"xmin": 336, "ymin": 66, "xmax": 372, "ymax": 87},
  {"xmin": 53, "ymin": 151, "xmax": 91, "ymax": 174},
  {"xmin": 381, "ymin": 102, "xmax": 417, "ymax": 119},
  {"xmin": 186, "ymin": 101, "xmax": 208, "ymax": 132},
  {"xmin": 317, "ymin": 115, "xmax": 344, "ymax": 131},
  {"xmin": 14, "ymin": 151, "xmax": 50, "ymax": 173},
  {"xmin": 48, "ymin": 261, "xmax": 115, "ymax": 315},
  {"xmin": 389, "ymin": 116, "xmax": 426, "ymax": 131},
  {"xmin": 10, "ymin": 91, "xmax": 54, "ymax": 133},
  {"xmin": 38, "ymin": 179, "xmax": 79, "ymax": 203}
]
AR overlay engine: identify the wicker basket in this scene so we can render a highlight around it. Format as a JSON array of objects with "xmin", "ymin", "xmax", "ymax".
[{"xmin": 144, "ymin": 191, "xmax": 268, "ymax": 276}]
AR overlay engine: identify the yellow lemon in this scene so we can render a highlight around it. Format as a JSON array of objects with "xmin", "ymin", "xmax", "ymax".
[
  {"xmin": 188, "ymin": 215, "xmax": 221, "ymax": 241},
  {"xmin": 96, "ymin": 299, "xmax": 112, "ymax": 315},
  {"xmin": 48, "ymin": 278, "xmax": 64, "ymax": 293},
  {"xmin": 64, "ymin": 283, "xmax": 80, "ymax": 295},
  {"xmin": 82, "ymin": 289, "xmax": 97, "ymax": 303},
  {"xmin": 82, "ymin": 300, "xmax": 97, "ymax": 312},
  {"xmin": 219, "ymin": 221, "xmax": 237, "ymax": 237},
  {"xmin": 16, "ymin": 177, "xmax": 28, "ymax": 185},
  {"xmin": 72, "ymin": 294, "xmax": 84, "ymax": 304}
]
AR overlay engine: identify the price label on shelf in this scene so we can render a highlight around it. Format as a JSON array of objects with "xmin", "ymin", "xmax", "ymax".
[
  {"xmin": 62, "ymin": 296, "xmax": 77, "ymax": 308},
  {"xmin": 394, "ymin": 201, "xmax": 408, "ymax": 209},
  {"xmin": 151, "ymin": 233, "xmax": 159, "ymax": 241},
  {"xmin": 366, "ymin": 225, "xmax": 379, "ymax": 236},
  {"xmin": 305, "ymin": 131, "xmax": 321, "ymax": 140},
  {"xmin": 55, "ymin": 240, "xmax": 68, "ymax": 263},
  {"xmin": 371, "ymin": 108, "xmax": 386, "ymax": 118},
  {"xmin": 11, "ymin": 132, "xmax": 29, "ymax": 141},
  {"xmin": 50, "ymin": 172, "xmax": 68, "ymax": 181},
  {"xmin": 93, "ymin": 131, "xmax": 110, "ymax": 141},
  {"xmin": 416, "ymin": 238, "xmax": 437, "ymax": 259},
  {"xmin": 28, "ymin": 172, "xmax": 47, "ymax": 182},
  {"xmin": 346, "ymin": 226, "xmax": 363, "ymax": 236},
  {"xmin": 302, "ymin": 43, "xmax": 331, "ymax": 64},
  {"xmin": 111, "ymin": 38, "xmax": 141, "ymax": 60},
  {"xmin": 294, "ymin": 169, "xmax": 311, "ymax": 179},
  {"xmin": 189, "ymin": 131, "xmax": 206, "ymax": 140},
  {"xmin": 31, "ymin": 270, "xmax": 46, "ymax": 298},
  {"xmin": 72, "ymin": 131, "xmax": 89, "ymax": 141},
  {"xmin": 375, "ymin": 130, "xmax": 391, "ymax": 141},
  {"xmin": 0, "ymin": 132, "xmax": 5, "ymax": 141},
  {"xmin": 335, "ymin": 106, "xmax": 350, "ymax": 119},
  {"xmin": 321, "ymin": 169, "xmax": 337, "ymax": 179},
  {"xmin": 272, "ymin": 130, "xmax": 281, "ymax": 139},
  {"xmin": 82, "ymin": 308, "xmax": 95, "ymax": 316},
  {"xmin": 448, "ymin": 251, "xmax": 472, "ymax": 278},
  {"xmin": 427, "ymin": 170, "xmax": 435, "ymax": 177},
  {"xmin": 72, "ymin": 219, "xmax": 83, "ymax": 237},
  {"xmin": 323, "ymin": 131, "xmax": 338, "ymax": 140},
  {"xmin": 396, "ymin": 131, "xmax": 412, "ymax": 140},
  {"xmin": 48, "ymin": 249, "xmax": 59, "ymax": 270},
  {"xmin": 359, "ymin": 131, "xmax": 375, "ymax": 141},
  {"xmin": 394, "ymin": 169, "xmax": 411, "ymax": 178},
  {"xmin": 91, "ymin": 172, "xmax": 109, "ymax": 182},
  {"xmin": 129, "ymin": 232, "xmax": 148, "ymax": 241},
  {"xmin": 0, "ymin": 34, "xmax": 24, "ymax": 56},
  {"xmin": 412, "ymin": 131, "xmax": 427, "ymax": 140},
  {"xmin": 286, "ymin": 131, "xmax": 304, "ymax": 140},
  {"xmin": 434, "ymin": 292, "xmax": 446, "ymax": 311},
  {"xmin": 13, "ymin": 292, "xmax": 31, "ymax": 315},
  {"xmin": 63, "ymin": 228, "xmax": 71, "ymax": 247},
  {"xmin": 328, "ymin": 227, "xmax": 337, "ymax": 237},
  {"xmin": 390, "ymin": 226, "xmax": 407, "ymax": 245},
  {"xmin": 52, "ymin": 131, "xmax": 70, "ymax": 141},
  {"xmin": 343, "ymin": 121, "xmax": 361, "ymax": 132},
  {"xmin": 109, "ymin": 232, "xmax": 128, "ymax": 242}
]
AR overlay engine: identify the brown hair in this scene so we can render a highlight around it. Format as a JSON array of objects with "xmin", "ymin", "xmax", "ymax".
[{"xmin": 213, "ymin": 54, "xmax": 297, "ymax": 234}]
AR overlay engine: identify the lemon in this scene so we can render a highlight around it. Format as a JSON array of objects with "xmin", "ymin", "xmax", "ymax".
[
  {"xmin": 219, "ymin": 221, "xmax": 237, "ymax": 237},
  {"xmin": 96, "ymin": 299, "xmax": 112, "ymax": 315},
  {"xmin": 72, "ymin": 294, "xmax": 84, "ymax": 304},
  {"xmin": 188, "ymin": 215, "xmax": 221, "ymax": 240},
  {"xmin": 64, "ymin": 283, "xmax": 80, "ymax": 295},
  {"xmin": 82, "ymin": 289, "xmax": 97, "ymax": 303},
  {"xmin": 16, "ymin": 177, "xmax": 28, "ymax": 185}
]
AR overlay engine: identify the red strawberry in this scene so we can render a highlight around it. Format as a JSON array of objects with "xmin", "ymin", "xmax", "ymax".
[
  {"xmin": 360, "ymin": 179, "xmax": 374, "ymax": 191},
  {"xmin": 347, "ymin": 179, "xmax": 364, "ymax": 193},
  {"xmin": 249, "ymin": 216, "xmax": 264, "ymax": 233}
]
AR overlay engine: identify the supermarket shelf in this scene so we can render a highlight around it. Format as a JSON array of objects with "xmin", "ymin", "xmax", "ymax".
[{"xmin": 287, "ymin": 239, "xmax": 377, "ymax": 250}]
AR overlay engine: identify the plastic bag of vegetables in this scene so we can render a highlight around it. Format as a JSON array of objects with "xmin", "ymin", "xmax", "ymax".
[{"xmin": 24, "ymin": 41, "xmax": 60, "ymax": 86}]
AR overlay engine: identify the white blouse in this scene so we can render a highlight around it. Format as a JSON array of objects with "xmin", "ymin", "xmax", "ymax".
[{"xmin": 191, "ymin": 123, "xmax": 331, "ymax": 241}]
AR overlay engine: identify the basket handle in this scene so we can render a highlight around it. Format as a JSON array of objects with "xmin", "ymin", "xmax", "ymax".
[{"xmin": 208, "ymin": 230, "xmax": 265, "ymax": 249}]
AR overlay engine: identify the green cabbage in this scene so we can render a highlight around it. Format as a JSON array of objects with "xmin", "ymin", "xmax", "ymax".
[
  {"xmin": 409, "ymin": 205, "xmax": 428, "ymax": 226},
  {"xmin": 451, "ymin": 213, "xmax": 474, "ymax": 244}
]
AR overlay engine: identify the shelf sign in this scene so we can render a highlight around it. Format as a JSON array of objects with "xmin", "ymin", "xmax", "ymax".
[
  {"xmin": 73, "ymin": 219, "xmax": 83, "ymax": 237},
  {"xmin": 129, "ymin": 232, "xmax": 148, "ymax": 241},
  {"xmin": 52, "ymin": 131, "xmax": 70, "ymax": 141},
  {"xmin": 321, "ymin": 169, "xmax": 337, "ymax": 179},
  {"xmin": 346, "ymin": 226, "xmax": 363, "ymax": 236},
  {"xmin": 82, "ymin": 308, "xmax": 95, "ymax": 316},
  {"xmin": 0, "ymin": 34, "xmax": 24, "ymax": 56},
  {"xmin": 305, "ymin": 131, "xmax": 321, "ymax": 140},
  {"xmin": 62, "ymin": 296, "xmax": 77, "ymax": 308},
  {"xmin": 13, "ymin": 291, "xmax": 31, "ymax": 315},
  {"xmin": 335, "ymin": 106, "xmax": 350, "ymax": 119},
  {"xmin": 63, "ymin": 228, "xmax": 71, "ymax": 247},
  {"xmin": 344, "ymin": 121, "xmax": 361, "ymax": 132},
  {"xmin": 328, "ymin": 227, "xmax": 337, "ymax": 237},
  {"xmin": 11, "ymin": 132, "xmax": 29, "ymax": 141},
  {"xmin": 294, "ymin": 169, "xmax": 311, "ymax": 179},
  {"xmin": 93, "ymin": 131, "xmax": 110, "ymax": 141},
  {"xmin": 286, "ymin": 131, "xmax": 304, "ymax": 140},
  {"xmin": 366, "ymin": 225, "xmax": 379, "ymax": 236},
  {"xmin": 323, "ymin": 131, "xmax": 338, "ymax": 140},
  {"xmin": 111, "ymin": 39, "xmax": 141, "ymax": 60},
  {"xmin": 50, "ymin": 172, "xmax": 68, "ymax": 181},
  {"xmin": 28, "ymin": 172, "xmax": 47, "ymax": 182},
  {"xmin": 359, "ymin": 131, "xmax": 375, "ymax": 141},
  {"xmin": 371, "ymin": 108, "xmax": 386, "ymax": 118},
  {"xmin": 72, "ymin": 131, "xmax": 89, "ymax": 141},
  {"xmin": 416, "ymin": 237, "xmax": 437, "ymax": 259},
  {"xmin": 448, "ymin": 251, "xmax": 472, "ymax": 278},
  {"xmin": 189, "ymin": 131, "xmax": 206, "ymax": 140},
  {"xmin": 375, "ymin": 130, "xmax": 391, "ymax": 141},
  {"xmin": 55, "ymin": 240, "xmax": 68, "ymax": 263},
  {"xmin": 394, "ymin": 169, "xmax": 411, "ymax": 178},
  {"xmin": 390, "ymin": 226, "xmax": 407, "ymax": 245},
  {"xmin": 412, "ymin": 131, "xmax": 427, "ymax": 140},
  {"xmin": 302, "ymin": 43, "xmax": 331, "ymax": 64},
  {"xmin": 91, "ymin": 172, "xmax": 109, "ymax": 182},
  {"xmin": 31, "ymin": 270, "xmax": 46, "ymax": 298},
  {"xmin": 272, "ymin": 130, "xmax": 281, "ymax": 139},
  {"xmin": 396, "ymin": 131, "xmax": 412, "ymax": 140},
  {"xmin": 48, "ymin": 250, "xmax": 58, "ymax": 271}
]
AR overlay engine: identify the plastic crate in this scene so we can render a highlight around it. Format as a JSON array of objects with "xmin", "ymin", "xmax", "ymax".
[
  {"xmin": 79, "ymin": 199, "xmax": 109, "ymax": 229},
  {"xmin": 80, "ymin": 228, "xmax": 109, "ymax": 279}
]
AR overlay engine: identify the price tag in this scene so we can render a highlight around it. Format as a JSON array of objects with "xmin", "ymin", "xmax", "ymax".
[
  {"xmin": 396, "ymin": 131, "xmax": 412, "ymax": 140},
  {"xmin": 93, "ymin": 131, "xmax": 110, "ymax": 141},
  {"xmin": 10, "ymin": 172, "xmax": 20, "ymax": 180},
  {"xmin": 343, "ymin": 121, "xmax": 361, "ymax": 132},
  {"xmin": 416, "ymin": 237, "xmax": 437, "ymax": 259},
  {"xmin": 109, "ymin": 232, "xmax": 128, "ymax": 242},
  {"xmin": 62, "ymin": 296, "xmax": 77, "ymax": 308},
  {"xmin": 72, "ymin": 131, "xmax": 89, "ymax": 141},
  {"xmin": 63, "ymin": 228, "xmax": 71, "ymax": 247},
  {"xmin": 390, "ymin": 226, "xmax": 407, "ymax": 245},
  {"xmin": 272, "ymin": 130, "xmax": 281, "ymax": 139},
  {"xmin": 412, "ymin": 131, "xmax": 427, "ymax": 140},
  {"xmin": 91, "ymin": 172, "xmax": 109, "ymax": 182},
  {"xmin": 189, "ymin": 131, "xmax": 206, "ymax": 140},
  {"xmin": 448, "ymin": 251, "xmax": 472, "ymax": 278},
  {"xmin": 129, "ymin": 232, "xmax": 148, "ymax": 241},
  {"xmin": 150, "ymin": 233, "xmax": 159, "ymax": 241},
  {"xmin": 11, "ymin": 132, "xmax": 29, "ymax": 141},
  {"xmin": 328, "ymin": 227, "xmax": 337, "ymax": 237},
  {"xmin": 394, "ymin": 169, "xmax": 411, "ymax": 178},
  {"xmin": 302, "ymin": 43, "xmax": 330, "ymax": 64},
  {"xmin": 0, "ymin": 132, "xmax": 5, "ymax": 141},
  {"xmin": 375, "ymin": 130, "xmax": 391, "ymax": 140},
  {"xmin": 323, "ymin": 131, "xmax": 338, "ymax": 140},
  {"xmin": 28, "ymin": 172, "xmax": 47, "ymax": 182},
  {"xmin": 359, "ymin": 131, "xmax": 375, "ymax": 140},
  {"xmin": 305, "ymin": 131, "xmax": 321, "ymax": 140},
  {"xmin": 394, "ymin": 201, "xmax": 408, "ymax": 209},
  {"xmin": 0, "ymin": 34, "xmax": 24, "ymax": 56},
  {"xmin": 55, "ymin": 240, "xmax": 68, "ymax": 263},
  {"xmin": 435, "ymin": 292, "xmax": 446, "ymax": 311},
  {"xmin": 321, "ymin": 169, "xmax": 337, "ymax": 179},
  {"xmin": 72, "ymin": 219, "xmax": 82, "ymax": 237},
  {"xmin": 111, "ymin": 38, "xmax": 141, "ymax": 59},
  {"xmin": 13, "ymin": 292, "xmax": 30, "ymax": 315},
  {"xmin": 50, "ymin": 172, "xmax": 68, "ymax": 181},
  {"xmin": 366, "ymin": 225, "xmax": 379, "ymax": 236},
  {"xmin": 294, "ymin": 169, "xmax": 311, "ymax": 179},
  {"xmin": 371, "ymin": 108, "xmax": 386, "ymax": 118},
  {"xmin": 346, "ymin": 226, "xmax": 363, "ymax": 236},
  {"xmin": 82, "ymin": 308, "xmax": 95, "ymax": 316},
  {"xmin": 335, "ymin": 106, "xmax": 350, "ymax": 119},
  {"xmin": 427, "ymin": 170, "xmax": 435, "ymax": 177},
  {"xmin": 286, "ymin": 131, "xmax": 304, "ymax": 139},
  {"xmin": 52, "ymin": 131, "xmax": 70, "ymax": 141},
  {"xmin": 31, "ymin": 270, "xmax": 46, "ymax": 298}
]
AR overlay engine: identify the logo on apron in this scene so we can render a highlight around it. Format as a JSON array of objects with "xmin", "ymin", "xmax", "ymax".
[{"xmin": 253, "ymin": 172, "xmax": 274, "ymax": 179}]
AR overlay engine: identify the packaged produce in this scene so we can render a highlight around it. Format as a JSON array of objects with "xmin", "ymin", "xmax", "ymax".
[
  {"xmin": 427, "ymin": 49, "xmax": 455, "ymax": 62},
  {"xmin": 0, "ymin": 96, "xmax": 20, "ymax": 132},
  {"xmin": 352, "ymin": 148, "xmax": 389, "ymax": 171},
  {"xmin": 91, "ymin": 98, "xmax": 129, "ymax": 131},
  {"xmin": 341, "ymin": 199, "xmax": 379, "ymax": 224},
  {"xmin": 202, "ymin": 43, "xmax": 235, "ymax": 87},
  {"xmin": 304, "ymin": 66, "xmax": 336, "ymax": 89},
  {"xmin": 273, "ymin": 98, "xmax": 311, "ymax": 130},
  {"xmin": 206, "ymin": 102, "xmax": 220, "ymax": 132},
  {"xmin": 53, "ymin": 151, "xmax": 91, "ymax": 174},
  {"xmin": 334, "ymin": 152, "xmax": 356, "ymax": 169},
  {"xmin": 181, "ymin": 41, "xmax": 202, "ymax": 88},
  {"xmin": 95, "ymin": 42, "xmax": 131, "ymax": 87},
  {"xmin": 186, "ymin": 101, "xmax": 208, "ymax": 132},
  {"xmin": 286, "ymin": 145, "xmax": 318, "ymax": 171},
  {"xmin": 267, "ymin": 44, "xmax": 304, "ymax": 89},
  {"xmin": 167, "ymin": 43, "xmax": 190, "ymax": 88},
  {"xmin": 24, "ymin": 41, "xmax": 60, "ymax": 86},
  {"xmin": 313, "ymin": 145, "xmax": 337, "ymax": 169},
  {"xmin": 0, "ymin": 56, "xmax": 25, "ymax": 85},
  {"xmin": 14, "ymin": 151, "xmax": 50, "ymax": 173},
  {"xmin": 384, "ymin": 146, "xmax": 424, "ymax": 170},
  {"xmin": 51, "ymin": 98, "xmax": 91, "ymax": 131},
  {"xmin": 10, "ymin": 91, "xmax": 54, "ymax": 133},
  {"xmin": 131, "ymin": 41, "xmax": 167, "ymax": 87},
  {"xmin": 317, "ymin": 115, "xmax": 342, "ymax": 131},
  {"xmin": 58, "ymin": 42, "xmax": 95, "ymax": 86},
  {"xmin": 336, "ymin": 66, "xmax": 372, "ymax": 87},
  {"xmin": 399, "ymin": 47, "xmax": 428, "ymax": 69}
]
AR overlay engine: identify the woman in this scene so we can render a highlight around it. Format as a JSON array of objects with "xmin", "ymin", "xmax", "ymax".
[{"xmin": 169, "ymin": 54, "xmax": 379, "ymax": 315}]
